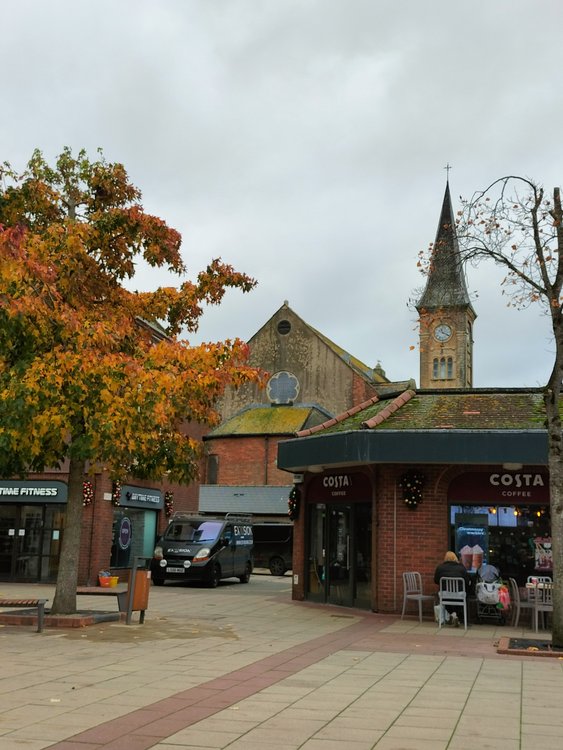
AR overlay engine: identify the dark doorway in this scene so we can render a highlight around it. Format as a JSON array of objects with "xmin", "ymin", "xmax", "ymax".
[
  {"xmin": 0, "ymin": 504, "xmax": 64, "ymax": 582},
  {"xmin": 307, "ymin": 501, "xmax": 371, "ymax": 609}
]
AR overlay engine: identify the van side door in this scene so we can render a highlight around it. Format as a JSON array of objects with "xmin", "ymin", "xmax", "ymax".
[
  {"xmin": 232, "ymin": 522, "xmax": 253, "ymax": 575},
  {"xmin": 217, "ymin": 524, "xmax": 235, "ymax": 577}
]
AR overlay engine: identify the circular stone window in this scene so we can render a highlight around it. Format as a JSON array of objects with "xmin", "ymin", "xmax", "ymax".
[
  {"xmin": 267, "ymin": 371, "xmax": 300, "ymax": 404},
  {"xmin": 277, "ymin": 319, "xmax": 291, "ymax": 335}
]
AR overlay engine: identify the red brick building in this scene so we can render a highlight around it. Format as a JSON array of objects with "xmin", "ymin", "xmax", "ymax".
[
  {"xmin": 278, "ymin": 388, "xmax": 551, "ymax": 612},
  {"xmin": 0, "ymin": 429, "xmax": 206, "ymax": 586}
]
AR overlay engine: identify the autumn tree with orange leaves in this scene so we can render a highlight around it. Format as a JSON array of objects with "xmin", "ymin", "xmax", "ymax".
[{"xmin": 0, "ymin": 148, "xmax": 263, "ymax": 614}]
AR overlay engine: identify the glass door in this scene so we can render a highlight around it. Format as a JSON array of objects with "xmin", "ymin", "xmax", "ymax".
[
  {"xmin": 327, "ymin": 506, "xmax": 353, "ymax": 606},
  {"xmin": 307, "ymin": 502, "xmax": 372, "ymax": 609},
  {"xmin": 16, "ymin": 506, "xmax": 44, "ymax": 580},
  {"xmin": 0, "ymin": 505, "xmax": 18, "ymax": 578},
  {"xmin": 0, "ymin": 504, "xmax": 64, "ymax": 582}
]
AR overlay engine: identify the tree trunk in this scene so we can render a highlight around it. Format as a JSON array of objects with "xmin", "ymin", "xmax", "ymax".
[
  {"xmin": 546, "ymin": 369, "xmax": 563, "ymax": 647},
  {"xmin": 50, "ymin": 456, "xmax": 85, "ymax": 614}
]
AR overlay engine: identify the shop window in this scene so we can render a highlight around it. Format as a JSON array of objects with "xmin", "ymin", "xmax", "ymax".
[
  {"xmin": 111, "ymin": 508, "xmax": 157, "ymax": 568},
  {"xmin": 449, "ymin": 503, "xmax": 551, "ymax": 585}
]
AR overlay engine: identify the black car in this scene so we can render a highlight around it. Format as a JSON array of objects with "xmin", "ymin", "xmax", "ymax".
[{"xmin": 252, "ymin": 522, "xmax": 293, "ymax": 576}]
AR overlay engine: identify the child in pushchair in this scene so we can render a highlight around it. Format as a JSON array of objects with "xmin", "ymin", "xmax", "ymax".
[{"xmin": 475, "ymin": 564, "xmax": 510, "ymax": 624}]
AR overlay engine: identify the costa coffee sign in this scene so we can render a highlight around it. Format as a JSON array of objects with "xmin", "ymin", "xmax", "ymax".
[
  {"xmin": 308, "ymin": 472, "xmax": 371, "ymax": 502},
  {"xmin": 450, "ymin": 471, "xmax": 549, "ymax": 503}
]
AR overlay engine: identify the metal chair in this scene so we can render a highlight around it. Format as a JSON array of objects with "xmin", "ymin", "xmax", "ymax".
[
  {"xmin": 401, "ymin": 571, "xmax": 435, "ymax": 622},
  {"xmin": 533, "ymin": 582, "xmax": 553, "ymax": 632},
  {"xmin": 526, "ymin": 575, "xmax": 551, "ymax": 605},
  {"xmin": 438, "ymin": 577, "xmax": 468, "ymax": 631},
  {"xmin": 508, "ymin": 578, "xmax": 534, "ymax": 628}
]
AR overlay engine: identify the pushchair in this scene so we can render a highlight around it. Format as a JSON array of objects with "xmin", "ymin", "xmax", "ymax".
[{"xmin": 475, "ymin": 564, "xmax": 508, "ymax": 624}]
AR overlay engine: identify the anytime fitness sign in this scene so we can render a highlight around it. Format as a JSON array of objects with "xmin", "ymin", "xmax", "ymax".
[
  {"xmin": 0, "ymin": 480, "xmax": 68, "ymax": 503},
  {"xmin": 117, "ymin": 484, "xmax": 163, "ymax": 510}
]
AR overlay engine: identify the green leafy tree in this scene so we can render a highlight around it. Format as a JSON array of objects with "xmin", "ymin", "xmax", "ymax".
[
  {"xmin": 0, "ymin": 148, "xmax": 262, "ymax": 614},
  {"xmin": 432, "ymin": 177, "xmax": 563, "ymax": 645}
]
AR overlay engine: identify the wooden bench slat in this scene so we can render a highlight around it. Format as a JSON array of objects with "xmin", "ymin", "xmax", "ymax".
[{"xmin": 76, "ymin": 586, "xmax": 128, "ymax": 613}]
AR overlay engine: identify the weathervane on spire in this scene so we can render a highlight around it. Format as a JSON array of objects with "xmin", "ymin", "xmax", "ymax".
[{"xmin": 444, "ymin": 162, "xmax": 452, "ymax": 181}]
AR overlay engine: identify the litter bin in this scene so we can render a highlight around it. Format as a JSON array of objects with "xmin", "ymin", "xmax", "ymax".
[
  {"xmin": 131, "ymin": 569, "xmax": 151, "ymax": 610},
  {"xmin": 126, "ymin": 557, "xmax": 152, "ymax": 624}
]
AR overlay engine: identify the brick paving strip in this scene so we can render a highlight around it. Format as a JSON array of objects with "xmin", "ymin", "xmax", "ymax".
[{"xmin": 46, "ymin": 617, "xmax": 381, "ymax": 750}]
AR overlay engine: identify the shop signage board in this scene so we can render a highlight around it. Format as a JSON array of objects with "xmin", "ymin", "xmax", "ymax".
[
  {"xmin": 449, "ymin": 471, "xmax": 549, "ymax": 503},
  {"xmin": 307, "ymin": 472, "xmax": 372, "ymax": 502},
  {"xmin": 118, "ymin": 484, "xmax": 163, "ymax": 510},
  {"xmin": 0, "ymin": 480, "xmax": 68, "ymax": 503},
  {"xmin": 118, "ymin": 517, "xmax": 132, "ymax": 550}
]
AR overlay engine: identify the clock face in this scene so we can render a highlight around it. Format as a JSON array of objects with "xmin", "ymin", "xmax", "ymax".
[{"xmin": 434, "ymin": 324, "xmax": 452, "ymax": 342}]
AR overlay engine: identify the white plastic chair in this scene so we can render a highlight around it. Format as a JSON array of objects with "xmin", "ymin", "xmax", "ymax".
[
  {"xmin": 438, "ymin": 577, "xmax": 467, "ymax": 631},
  {"xmin": 401, "ymin": 572, "xmax": 435, "ymax": 622}
]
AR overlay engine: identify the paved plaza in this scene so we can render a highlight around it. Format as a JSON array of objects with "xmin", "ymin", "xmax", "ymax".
[{"xmin": 1, "ymin": 574, "xmax": 563, "ymax": 750}]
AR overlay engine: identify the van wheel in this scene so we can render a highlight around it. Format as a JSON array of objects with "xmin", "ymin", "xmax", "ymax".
[
  {"xmin": 269, "ymin": 556, "xmax": 286, "ymax": 576},
  {"xmin": 208, "ymin": 564, "xmax": 221, "ymax": 588},
  {"xmin": 239, "ymin": 562, "xmax": 252, "ymax": 584}
]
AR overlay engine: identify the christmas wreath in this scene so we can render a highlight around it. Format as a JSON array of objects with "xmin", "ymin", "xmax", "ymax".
[
  {"xmin": 399, "ymin": 470, "xmax": 425, "ymax": 509},
  {"xmin": 111, "ymin": 481, "xmax": 122, "ymax": 507},
  {"xmin": 82, "ymin": 481, "xmax": 94, "ymax": 507},
  {"xmin": 288, "ymin": 485, "xmax": 301, "ymax": 521},
  {"xmin": 165, "ymin": 491, "xmax": 175, "ymax": 517}
]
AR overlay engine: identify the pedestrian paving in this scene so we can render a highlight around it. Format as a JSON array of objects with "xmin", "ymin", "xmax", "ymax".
[{"xmin": 1, "ymin": 575, "xmax": 562, "ymax": 749}]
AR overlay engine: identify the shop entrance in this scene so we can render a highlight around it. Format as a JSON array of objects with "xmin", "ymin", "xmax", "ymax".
[
  {"xmin": 307, "ymin": 502, "xmax": 371, "ymax": 609},
  {"xmin": 0, "ymin": 504, "xmax": 65, "ymax": 582}
]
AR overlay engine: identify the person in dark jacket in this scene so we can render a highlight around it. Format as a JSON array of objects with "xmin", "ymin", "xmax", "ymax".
[{"xmin": 434, "ymin": 551, "xmax": 471, "ymax": 625}]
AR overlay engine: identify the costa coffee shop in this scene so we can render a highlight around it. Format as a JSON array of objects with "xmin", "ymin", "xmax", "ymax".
[{"xmin": 277, "ymin": 386, "xmax": 554, "ymax": 613}]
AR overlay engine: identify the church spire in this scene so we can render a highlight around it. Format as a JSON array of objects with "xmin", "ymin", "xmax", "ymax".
[
  {"xmin": 416, "ymin": 182, "xmax": 474, "ymax": 314},
  {"xmin": 416, "ymin": 182, "xmax": 476, "ymax": 389}
]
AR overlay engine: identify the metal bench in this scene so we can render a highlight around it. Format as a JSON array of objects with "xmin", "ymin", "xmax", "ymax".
[{"xmin": 0, "ymin": 598, "xmax": 48, "ymax": 632}]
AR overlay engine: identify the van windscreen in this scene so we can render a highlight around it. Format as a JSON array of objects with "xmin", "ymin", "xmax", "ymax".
[{"xmin": 166, "ymin": 520, "xmax": 223, "ymax": 543}]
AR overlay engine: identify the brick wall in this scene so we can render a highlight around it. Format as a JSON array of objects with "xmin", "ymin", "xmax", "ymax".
[
  {"xmin": 207, "ymin": 435, "xmax": 292, "ymax": 486},
  {"xmin": 376, "ymin": 465, "xmax": 449, "ymax": 612},
  {"xmin": 292, "ymin": 464, "xmax": 473, "ymax": 614}
]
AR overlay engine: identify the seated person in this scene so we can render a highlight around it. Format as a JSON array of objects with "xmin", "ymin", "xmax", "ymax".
[{"xmin": 434, "ymin": 551, "xmax": 470, "ymax": 626}]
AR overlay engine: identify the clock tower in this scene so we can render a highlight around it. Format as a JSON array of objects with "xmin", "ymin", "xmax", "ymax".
[{"xmin": 416, "ymin": 182, "xmax": 476, "ymax": 389}]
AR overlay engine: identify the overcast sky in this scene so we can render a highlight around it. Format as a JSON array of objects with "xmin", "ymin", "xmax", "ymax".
[{"xmin": 3, "ymin": 1, "xmax": 563, "ymax": 388}]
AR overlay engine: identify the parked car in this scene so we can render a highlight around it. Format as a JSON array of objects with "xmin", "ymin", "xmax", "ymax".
[
  {"xmin": 252, "ymin": 522, "xmax": 293, "ymax": 576},
  {"xmin": 151, "ymin": 513, "xmax": 253, "ymax": 587}
]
